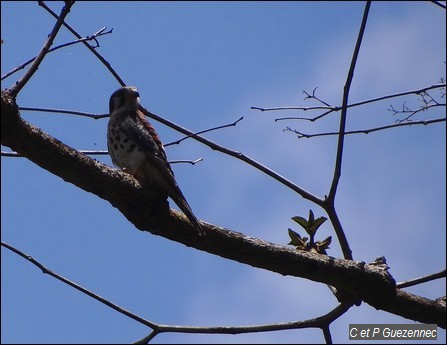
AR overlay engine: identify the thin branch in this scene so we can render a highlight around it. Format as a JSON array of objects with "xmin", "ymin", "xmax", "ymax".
[
  {"xmin": 331, "ymin": 0, "xmax": 383, "ymax": 203},
  {"xmin": 325, "ymin": 1, "xmax": 372, "ymax": 261},
  {"xmin": 19, "ymin": 106, "xmax": 109, "ymax": 119},
  {"xmin": 1, "ymin": 241, "xmax": 158, "ymax": 329},
  {"xmin": 165, "ymin": 116, "xmax": 244, "ymax": 147},
  {"xmin": 1, "ymin": 27, "xmax": 112, "ymax": 81},
  {"xmin": 303, "ymin": 87, "xmax": 333, "ymax": 107},
  {"xmin": 38, "ymin": 1, "xmax": 126, "ymax": 86},
  {"xmin": 390, "ymin": 102, "xmax": 446, "ymax": 123},
  {"xmin": 8, "ymin": 1, "xmax": 75, "ymax": 97},
  {"xmin": 134, "ymin": 331, "xmax": 159, "ymax": 344},
  {"xmin": 250, "ymin": 83, "xmax": 446, "ymax": 122},
  {"xmin": 397, "ymin": 269, "xmax": 446, "ymax": 289},
  {"xmin": 139, "ymin": 106, "xmax": 323, "ymax": 206},
  {"xmin": 1, "ymin": 151, "xmax": 204, "ymax": 168},
  {"xmin": 170, "ymin": 158, "xmax": 203, "ymax": 165},
  {"xmin": 429, "ymin": 1, "xmax": 446, "ymax": 9},
  {"xmin": 252, "ymin": 105, "xmax": 335, "ymax": 115},
  {"xmin": 134, "ymin": 303, "xmax": 352, "ymax": 344},
  {"xmin": 284, "ymin": 118, "xmax": 446, "ymax": 139}
]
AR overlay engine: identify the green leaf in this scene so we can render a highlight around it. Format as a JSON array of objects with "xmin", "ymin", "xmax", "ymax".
[
  {"xmin": 291, "ymin": 216, "xmax": 308, "ymax": 229},
  {"xmin": 287, "ymin": 229, "xmax": 308, "ymax": 249},
  {"xmin": 320, "ymin": 236, "xmax": 332, "ymax": 247},
  {"xmin": 313, "ymin": 217, "xmax": 327, "ymax": 231},
  {"xmin": 315, "ymin": 236, "xmax": 332, "ymax": 254},
  {"xmin": 288, "ymin": 228, "xmax": 302, "ymax": 246}
]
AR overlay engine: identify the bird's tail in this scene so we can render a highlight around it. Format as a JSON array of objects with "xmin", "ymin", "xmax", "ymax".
[{"xmin": 172, "ymin": 192, "xmax": 205, "ymax": 236}]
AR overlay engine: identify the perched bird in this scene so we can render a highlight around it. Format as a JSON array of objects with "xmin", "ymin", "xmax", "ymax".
[{"xmin": 107, "ymin": 86, "xmax": 204, "ymax": 235}]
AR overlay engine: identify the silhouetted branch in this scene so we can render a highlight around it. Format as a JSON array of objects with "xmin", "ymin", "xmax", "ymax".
[
  {"xmin": 389, "ymin": 99, "xmax": 446, "ymax": 122},
  {"xmin": 134, "ymin": 303, "xmax": 352, "ymax": 344},
  {"xmin": 169, "ymin": 158, "xmax": 203, "ymax": 165},
  {"xmin": 303, "ymin": 87, "xmax": 332, "ymax": 107},
  {"xmin": 139, "ymin": 106, "xmax": 323, "ymax": 206},
  {"xmin": 38, "ymin": 1, "xmax": 126, "ymax": 87},
  {"xmin": 397, "ymin": 269, "xmax": 446, "ymax": 289},
  {"xmin": 325, "ymin": 1, "xmax": 372, "ymax": 261},
  {"xmin": 9, "ymin": 1, "xmax": 74, "ymax": 97},
  {"xmin": 19, "ymin": 106, "xmax": 109, "ymax": 119},
  {"xmin": 251, "ymin": 83, "xmax": 446, "ymax": 122},
  {"xmin": 284, "ymin": 118, "xmax": 446, "ymax": 139},
  {"xmin": 165, "ymin": 116, "xmax": 244, "ymax": 147},
  {"xmin": 430, "ymin": 1, "xmax": 446, "ymax": 10},
  {"xmin": 1, "ymin": 27, "xmax": 112, "ymax": 81}
]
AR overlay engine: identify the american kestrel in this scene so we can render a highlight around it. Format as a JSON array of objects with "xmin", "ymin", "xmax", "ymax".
[{"xmin": 107, "ymin": 86, "xmax": 204, "ymax": 235}]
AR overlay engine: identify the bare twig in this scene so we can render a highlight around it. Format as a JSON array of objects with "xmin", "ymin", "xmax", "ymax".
[
  {"xmin": 1, "ymin": 151, "xmax": 203, "ymax": 167},
  {"xmin": 8, "ymin": 1, "xmax": 75, "ymax": 97},
  {"xmin": 397, "ymin": 269, "xmax": 446, "ymax": 289},
  {"xmin": 252, "ymin": 105, "xmax": 335, "ymax": 115},
  {"xmin": 139, "ymin": 106, "xmax": 323, "ymax": 206},
  {"xmin": 284, "ymin": 118, "xmax": 446, "ymax": 139},
  {"xmin": 134, "ymin": 303, "xmax": 352, "ymax": 344},
  {"xmin": 165, "ymin": 116, "xmax": 244, "ymax": 147},
  {"xmin": 19, "ymin": 106, "xmax": 109, "ymax": 119},
  {"xmin": 38, "ymin": 1, "xmax": 126, "ymax": 87},
  {"xmin": 322, "ymin": 326, "xmax": 333, "ymax": 344},
  {"xmin": 170, "ymin": 158, "xmax": 203, "ymax": 165},
  {"xmin": 389, "ymin": 100, "xmax": 446, "ymax": 123},
  {"xmin": 250, "ymin": 83, "xmax": 446, "ymax": 122},
  {"xmin": 1, "ymin": 27, "xmax": 112, "ymax": 81}
]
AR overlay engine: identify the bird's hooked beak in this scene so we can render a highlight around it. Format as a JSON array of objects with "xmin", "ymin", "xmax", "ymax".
[{"xmin": 125, "ymin": 87, "xmax": 141, "ymax": 110}]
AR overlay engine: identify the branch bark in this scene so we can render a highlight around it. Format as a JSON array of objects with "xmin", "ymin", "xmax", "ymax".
[{"xmin": 2, "ymin": 90, "xmax": 445, "ymax": 328}]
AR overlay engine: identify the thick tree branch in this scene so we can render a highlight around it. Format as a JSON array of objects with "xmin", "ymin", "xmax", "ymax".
[{"xmin": 2, "ymin": 90, "xmax": 445, "ymax": 328}]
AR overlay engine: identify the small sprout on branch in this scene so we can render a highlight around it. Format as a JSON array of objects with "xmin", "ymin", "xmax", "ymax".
[{"xmin": 287, "ymin": 210, "xmax": 331, "ymax": 254}]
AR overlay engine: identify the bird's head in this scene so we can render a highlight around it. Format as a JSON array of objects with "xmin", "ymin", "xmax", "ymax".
[{"xmin": 109, "ymin": 86, "xmax": 141, "ymax": 114}]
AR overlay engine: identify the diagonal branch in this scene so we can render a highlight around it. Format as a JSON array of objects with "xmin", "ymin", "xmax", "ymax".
[
  {"xmin": 323, "ymin": 1, "xmax": 372, "ymax": 261},
  {"xmin": 8, "ymin": 1, "xmax": 75, "ymax": 97},
  {"xmin": 397, "ymin": 269, "xmax": 446, "ymax": 289},
  {"xmin": 328, "ymin": 0, "xmax": 371, "ymax": 203},
  {"xmin": 1, "ymin": 27, "xmax": 112, "ymax": 81},
  {"xmin": 38, "ymin": 1, "xmax": 126, "ymax": 86},
  {"xmin": 139, "ymin": 106, "xmax": 323, "ymax": 206}
]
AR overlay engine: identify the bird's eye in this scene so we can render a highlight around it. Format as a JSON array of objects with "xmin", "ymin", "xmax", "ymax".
[{"xmin": 135, "ymin": 91, "xmax": 140, "ymax": 98}]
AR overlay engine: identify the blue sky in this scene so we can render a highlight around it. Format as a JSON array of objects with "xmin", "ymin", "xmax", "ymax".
[{"xmin": 1, "ymin": 1, "xmax": 446, "ymax": 344}]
